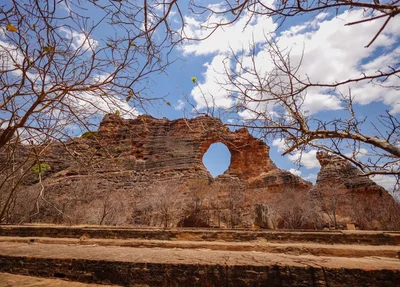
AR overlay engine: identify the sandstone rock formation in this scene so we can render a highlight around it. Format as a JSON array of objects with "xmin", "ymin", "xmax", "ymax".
[
  {"xmin": 97, "ymin": 114, "xmax": 277, "ymax": 180},
  {"xmin": 1, "ymin": 115, "xmax": 397, "ymax": 229},
  {"xmin": 310, "ymin": 151, "xmax": 397, "ymax": 229},
  {"xmin": 313, "ymin": 151, "xmax": 388, "ymax": 196}
]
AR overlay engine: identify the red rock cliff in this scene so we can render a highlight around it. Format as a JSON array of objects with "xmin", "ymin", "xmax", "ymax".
[{"xmin": 97, "ymin": 114, "xmax": 277, "ymax": 180}]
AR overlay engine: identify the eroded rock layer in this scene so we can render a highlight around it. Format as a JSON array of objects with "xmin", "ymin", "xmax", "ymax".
[
  {"xmin": 314, "ymin": 151, "xmax": 388, "ymax": 195},
  {"xmin": 1, "ymin": 115, "xmax": 396, "ymax": 229},
  {"xmin": 97, "ymin": 114, "xmax": 278, "ymax": 179}
]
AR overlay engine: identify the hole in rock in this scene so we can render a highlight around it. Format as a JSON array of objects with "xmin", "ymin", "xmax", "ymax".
[{"xmin": 202, "ymin": 143, "xmax": 231, "ymax": 177}]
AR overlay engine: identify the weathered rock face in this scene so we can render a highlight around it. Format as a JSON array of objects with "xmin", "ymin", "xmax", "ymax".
[
  {"xmin": 2, "ymin": 115, "xmax": 397, "ymax": 229},
  {"xmin": 313, "ymin": 151, "xmax": 388, "ymax": 196},
  {"xmin": 97, "ymin": 114, "xmax": 277, "ymax": 180},
  {"xmin": 310, "ymin": 152, "xmax": 398, "ymax": 230},
  {"xmin": 2, "ymin": 114, "xmax": 312, "ymax": 227}
]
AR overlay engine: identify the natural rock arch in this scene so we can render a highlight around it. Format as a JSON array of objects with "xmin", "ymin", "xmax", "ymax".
[{"xmin": 99, "ymin": 114, "xmax": 278, "ymax": 180}]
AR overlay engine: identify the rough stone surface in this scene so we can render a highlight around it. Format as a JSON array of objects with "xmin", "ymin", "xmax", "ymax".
[
  {"xmin": 97, "ymin": 114, "xmax": 277, "ymax": 179},
  {"xmin": 1, "ymin": 226, "xmax": 400, "ymax": 246},
  {"xmin": 309, "ymin": 152, "xmax": 398, "ymax": 229},
  {"xmin": 1, "ymin": 116, "xmax": 396, "ymax": 228},
  {"xmin": 313, "ymin": 151, "xmax": 389, "ymax": 196},
  {"xmin": 2, "ymin": 115, "xmax": 313, "ymax": 227},
  {"xmin": 0, "ymin": 227, "xmax": 399, "ymax": 287}
]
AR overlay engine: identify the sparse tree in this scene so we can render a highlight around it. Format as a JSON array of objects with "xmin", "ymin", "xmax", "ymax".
[
  {"xmin": 225, "ymin": 184, "xmax": 245, "ymax": 228},
  {"xmin": 275, "ymin": 188, "xmax": 311, "ymax": 229},
  {"xmin": 142, "ymin": 183, "xmax": 183, "ymax": 228},
  {"xmin": 310, "ymin": 184, "xmax": 348, "ymax": 229},
  {"xmin": 0, "ymin": 0, "xmax": 186, "ymax": 222}
]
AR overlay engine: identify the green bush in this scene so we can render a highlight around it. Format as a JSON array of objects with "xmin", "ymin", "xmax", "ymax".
[{"xmin": 32, "ymin": 163, "xmax": 51, "ymax": 176}]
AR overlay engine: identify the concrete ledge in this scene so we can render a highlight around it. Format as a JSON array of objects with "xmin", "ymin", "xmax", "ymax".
[
  {"xmin": 0, "ymin": 236, "xmax": 399, "ymax": 258},
  {"xmin": 0, "ymin": 242, "xmax": 399, "ymax": 287},
  {"xmin": 1, "ymin": 225, "xmax": 400, "ymax": 245}
]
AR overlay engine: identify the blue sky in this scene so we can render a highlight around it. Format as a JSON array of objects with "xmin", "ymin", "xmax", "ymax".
[{"xmin": 2, "ymin": 1, "xmax": 398, "ymax": 190}]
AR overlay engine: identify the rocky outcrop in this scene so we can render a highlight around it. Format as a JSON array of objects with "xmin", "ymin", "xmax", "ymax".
[
  {"xmin": 254, "ymin": 204, "xmax": 277, "ymax": 229},
  {"xmin": 313, "ymin": 151, "xmax": 388, "ymax": 196},
  {"xmin": 310, "ymin": 152, "xmax": 397, "ymax": 230},
  {"xmin": 2, "ymin": 114, "xmax": 313, "ymax": 227},
  {"xmin": 2, "ymin": 115, "xmax": 397, "ymax": 229},
  {"xmin": 97, "ymin": 114, "xmax": 277, "ymax": 180}
]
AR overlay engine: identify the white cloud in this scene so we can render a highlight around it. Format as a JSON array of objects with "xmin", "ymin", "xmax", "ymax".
[
  {"xmin": 190, "ymin": 55, "xmax": 234, "ymax": 110},
  {"xmin": 272, "ymin": 138, "xmax": 287, "ymax": 153},
  {"xmin": 66, "ymin": 91, "xmax": 138, "ymax": 119},
  {"xmin": 276, "ymin": 10, "xmax": 400, "ymax": 112},
  {"xmin": 289, "ymin": 168, "xmax": 302, "ymax": 176},
  {"xmin": 59, "ymin": 27, "xmax": 98, "ymax": 51},
  {"xmin": 303, "ymin": 173, "xmax": 318, "ymax": 182},
  {"xmin": 183, "ymin": 8, "xmax": 400, "ymax": 116},
  {"xmin": 0, "ymin": 40, "xmax": 29, "ymax": 77},
  {"xmin": 174, "ymin": 100, "xmax": 185, "ymax": 111},
  {"xmin": 59, "ymin": 1, "xmax": 72, "ymax": 13},
  {"xmin": 301, "ymin": 93, "xmax": 342, "ymax": 114},
  {"xmin": 371, "ymin": 175, "xmax": 398, "ymax": 192},
  {"xmin": 181, "ymin": 7, "xmax": 276, "ymax": 56},
  {"xmin": 288, "ymin": 149, "xmax": 320, "ymax": 169}
]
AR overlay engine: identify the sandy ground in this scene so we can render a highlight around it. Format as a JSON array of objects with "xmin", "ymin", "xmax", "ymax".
[{"xmin": 0, "ymin": 272, "xmax": 121, "ymax": 287}]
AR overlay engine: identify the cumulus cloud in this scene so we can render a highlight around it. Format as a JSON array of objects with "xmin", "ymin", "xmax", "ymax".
[
  {"xmin": 181, "ymin": 5, "xmax": 276, "ymax": 56},
  {"xmin": 59, "ymin": 27, "xmax": 98, "ymax": 51},
  {"xmin": 182, "ymin": 7, "xmax": 400, "ymax": 116},
  {"xmin": 272, "ymin": 138, "xmax": 287, "ymax": 153},
  {"xmin": 288, "ymin": 150, "xmax": 321, "ymax": 169},
  {"xmin": 190, "ymin": 55, "xmax": 234, "ymax": 110},
  {"xmin": 289, "ymin": 168, "xmax": 302, "ymax": 176},
  {"xmin": 66, "ymin": 90, "xmax": 138, "ymax": 120},
  {"xmin": 301, "ymin": 93, "xmax": 342, "ymax": 114},
  {"xmin": 371, "ymin": 175, "xmax": 398, "ymax": 192},
  {"xmin": 272, "ymin": 138, "xmax": 320, "ymax": 169},
  {"xmin": 174, "ymin": 99, "xmax": 185, "ymax": 111}
]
